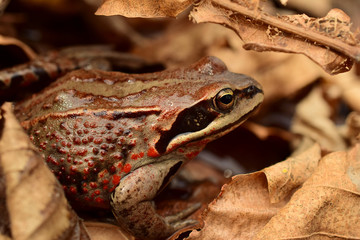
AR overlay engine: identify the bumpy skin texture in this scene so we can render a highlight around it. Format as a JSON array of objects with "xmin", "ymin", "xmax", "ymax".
[{"xmin": 15, "ymin": 56, "xmax": 264, "ymax": 240}]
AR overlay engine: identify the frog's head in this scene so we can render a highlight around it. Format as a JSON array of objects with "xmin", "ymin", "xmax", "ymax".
[{"xmin": 147, "ymin": 56, "xmax": 263, "ymax": 160}]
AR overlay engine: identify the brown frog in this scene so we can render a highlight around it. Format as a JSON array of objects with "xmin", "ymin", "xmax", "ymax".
[{"xmin": 15, "ymin": 56, "xmax": 263, "ymax": 239}]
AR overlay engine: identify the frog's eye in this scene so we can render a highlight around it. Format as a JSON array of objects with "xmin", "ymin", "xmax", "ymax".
[{"xmin": 213, "ymin": 88, "xmax": 234, "ymax": 111}]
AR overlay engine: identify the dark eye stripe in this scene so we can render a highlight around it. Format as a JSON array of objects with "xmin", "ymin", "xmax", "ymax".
[{"xmin": 155, "ymin": 100, "xmax": 218, "ymax": 154}]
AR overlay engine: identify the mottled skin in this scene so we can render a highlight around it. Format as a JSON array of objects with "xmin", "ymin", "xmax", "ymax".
[
  {"xmin": 15, "ymin": 56, "xmax": 263, "ymax": 239},
  {"xmin": 0, "ymin": 46, "xmax": 155, "ymax": 102}
]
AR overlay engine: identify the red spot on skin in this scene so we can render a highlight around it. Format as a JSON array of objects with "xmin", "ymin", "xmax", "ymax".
[
  {"xmin": 60, "ymin": 158, "xmax": 65, "ymax": 163},
  {"xmin": 73, "ymin": 137, "xmax": 81, "ymax": 145},
  {"xmin": 109, "ymin": 165, "xmax": 116, "ymax": 173},
  {"xmin": 89, "ymin": 182, "xmax": 98, "ymax": 188},
  {"xmin": 60, "ymin": 141, "xmax": 66, "ymax": 147},
  {"xmin": 30, "ymin": 135, "xmax": 34, "ymax": 141},
  {"xmin": 46, "ymin": 155, "xmax": 53, "ymax": 163},
  {"xmin": 185, "ymin": 151, "xmax": 200, "ymax": 159},
  {"xmin": 62, "ymin": 185, "xmax": 67, "ymax": 191},
  {"xmin": 95, "ymin": 197, "xmax": 104, "ymax": 204},
  {"xmin": 88, "ymin": 161, "xmax": 94, "ymax": 167},
  {"xmin": 106, "ymin": 123, "xmax": 114, "ymax": 130},
  {"xmin": 94, "ymin": 190, "xmax": 101, "ymax": 195},
  {"xmin": 67, "ymin": 142, "xmax": 72, "ymax": 148},
  {"xmin": 83, "ymin": 121, "xmax": 90, "ymax": 128},
  {"xmin": 100, "ymin": 150, "xmax": 106, "ymax": 156},
  {"xmin": 147, "ymin": 147, "xmax": 160, "ymax": 157},
  {"xmin": 77, "ymin": 130, "xmax": 83, "ymax": 135},
  {"xmin": 117, "ymin": 162, "xmax": 123, "ymax": 168},
  {"xmin": 77, "ymin": 148, "xmax": 88, "ymax": 156},
  {"xmin": 70, "ymin": 187, "xmax": 77, "ymax": 194},
  {"xmin": 88, "ymin": 136, "xmax": 94, "ymax": 142},
  {"xmin": 40, "ymin": 142, "xmax": 47, "ymax": 150},
  {"xmin": 94, "ymin": 138, "xmax": 103, "ymax": 144},
  {"xmin": 82, "ymin": 138, "xmax": 89, "ymax": 144},
  {"xmin": 101, "ymin": 144, "xmax": 108, "ymax": 150},
  {"xmin": 66, "ymin": 130, "xmax": 71, "ymax": 135},
  {"xmin": 90, "ymin": 122, "xmax": 97, "ymax": 128},
  {"xmin": 129, "ymin": 139, "xmax": 136, "ymax": 147},
  {"xmin": 139, "ymin": 152, "xmax": 144, "ymax": 158},
  {"xmin": 103, "ymin": 185, "xmax": 108, "ymax": 190},
  {"xmin": 57, "ymin": 147, "xmax": 67, "ymax": 154},
  {"xmin": 70, "ymin": 166, "xmax": 77, "ymax": 172},
  {"xmin": 103, "ymin": 179, "xmax": 109, "ymax": 184},
  {"xmin": 112, "ymin": 175, "xmax": 121, "ymax": 185},
  {"xmin": 74, "ymin": 123, "xmax": 79, "ymax": 129},
  {"xmin": 84, "ymin": 168, "xmax": 90, "ymax": 174},
  {"xmin": 84, "ymin": 129, "xmax": 89, "ymax": 134},
  {"xmin": 67, "ymin": 157, "xmax": 72, "ymax": 163},
  {"xmin": 106, "ymin": 136, "xmax": 112, "ymax": 142},
  {"xmin": 178, "ymin": 148, "xmax": 185, "ymax": 153},
  {"xmin": 60, "ymin": 122, "xmax": 67, "ymax": 130},
  {"xmin": 82, "ymin": 188, "xmax": 88, "ymax": 193},
  {"xmin": 123, "ymin": 163, "xmax": 131, "ymax": 173},
  {"xmin": 92, "ymin": 148, "xmax": 99, "ymax": 155},
  {"xmin": 113, "ymin": 153, "xmax": 122, "ymax": 160},
  {"xmin": 114, "ymin": 128, "xmax": 124, "ymax": 136},
  {"xmin": 83, "ymin": 183, "xmax": 87, "ymax": 187}
]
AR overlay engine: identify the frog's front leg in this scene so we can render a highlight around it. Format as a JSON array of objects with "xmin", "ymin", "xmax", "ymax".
[{"xmin": 111, "ymin": 160, "xmax": 198, "ymax": 240}]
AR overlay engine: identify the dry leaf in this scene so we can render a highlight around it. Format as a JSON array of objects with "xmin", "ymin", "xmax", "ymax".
[
  {"xmin": 0, "ymin": 35, "xmax": 36, "ymax": 60},
  {"xmin": 95, "ymin": 0, "xmax": 193, "ymax": 18},
  {"xmin": 263, "ymin": 143, "xmax": 321, "ymax": 203},
  {"xmin": 190, "ymin": 0, "xmax": 359, "ymax": 74},
  {"xmin": 345, "ymin": 111, "xmax": 360, "ymax": 145},
  {"xmin": 291, "ymin": 85, "xmax": 346, "ymax": 151},
  {"xmin": 186, "ymin": 143, "xmax": 320, "ymax": 240},
  {"xmin": 85, "ymin": 222, "xmax": 132, "ymax": 240},
  {"xmin": 0, "ymin": 103, "xmax": 90, "ymax": 240},
  {"xmin": 255, "ymin": 144, "xmax": 360, "ymax": 239}
]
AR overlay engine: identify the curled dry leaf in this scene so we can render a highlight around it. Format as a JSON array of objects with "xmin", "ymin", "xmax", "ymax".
[
  {"xmin": 291, "ymin": 86, "xmax": 346, "ymax": 151},
  {"xmin": 255, "ymin": 144, "xmax": 360, "ymax": 239},
  {"xmin": 345, "ymin": 111, "xmax": 360, "ymax": 146},
  {"xmin": 0, "ymin": 35, "xmax": 36, "ymax": 60},
  {"xmin": 190, "ymin": 0, "xmax": 360, "ymax": 74},
  {"xmin": 186, "ymin": 143, "xmax": 320, "ymax": 240},
  {"xmin": 95, "ymin": 0, "xmax": 193, "ymax": 18},
  {"xmin": 0, "ymin": 103, "xmax": 90, "ymax": 240}
]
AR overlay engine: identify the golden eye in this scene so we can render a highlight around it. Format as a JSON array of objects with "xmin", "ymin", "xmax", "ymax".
[{"xmin": 213, "ymin": 88, "xmax": 234, "ymax": 111}]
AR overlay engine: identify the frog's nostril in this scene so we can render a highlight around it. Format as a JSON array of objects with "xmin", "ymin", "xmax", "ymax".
[{"xmin": 242, "ymin": 85, "xmax": 263, "ymax": 98}]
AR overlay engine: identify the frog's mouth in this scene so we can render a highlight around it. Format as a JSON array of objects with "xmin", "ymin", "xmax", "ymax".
[{"xmin": 155, "ymin": 86, "xmax": 263, "ymax": 155}]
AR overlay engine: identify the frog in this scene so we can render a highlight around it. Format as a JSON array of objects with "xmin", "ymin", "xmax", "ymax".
[
  {"xmin": 14, "ymin": 56, "xmax": 263, "ymax": 240},
  {"xmin": 0, "ymin": 45, "xmax": 159, "ymax": 103}
]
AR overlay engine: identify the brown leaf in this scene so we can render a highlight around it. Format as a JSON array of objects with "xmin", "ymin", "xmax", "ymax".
[
  {"xmin": 190, "ymin": 0, "xmax": 360, "ymax": 74},
  {"xmin": 291, "ymin": 86, "xmax": 346, "ymax": 151},
  {"xmin": 85, "ymin": 222, "xmax": 132, "ymax": 240},
  {"xmin": 95, "ymin": 0, "xmax": 193, "ymax": 18},
  {"xmin": 255, "ymin": 144, "xmax": 360, "ymax": 239},
  {"xmin": 186, "ymin": 143, "xmax": 320, "ymax": 240},
  {"xmin": 0, "ymin": 103, "xmax": 90, "ymax": 240},
  {"xmin": 263, "ymin": 143, "xmax": 321, "ymax": 203}
]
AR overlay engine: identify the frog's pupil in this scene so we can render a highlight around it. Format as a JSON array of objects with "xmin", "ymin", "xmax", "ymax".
[{"xmin": 220, "ymin": 94, "xmax": 233, "ymax": 104}]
